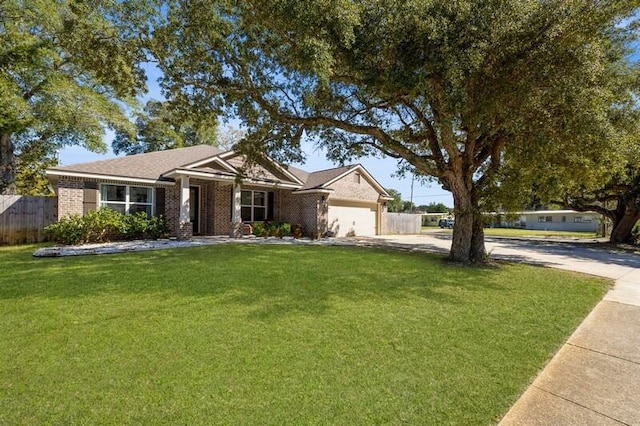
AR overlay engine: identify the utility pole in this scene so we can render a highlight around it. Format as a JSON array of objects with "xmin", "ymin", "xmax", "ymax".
[{"xmin": 409, "ymin": 173, "xmax": 415, "ymax": 213}]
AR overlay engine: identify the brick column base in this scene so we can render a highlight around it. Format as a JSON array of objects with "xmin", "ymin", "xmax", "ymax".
[
  {"xmin": 229, "ymin": 221, "xmax": 242, "ymax": 238},
  {"xmin": 177, "ymin": 221, "xmax": 193, "ymax": 240}
]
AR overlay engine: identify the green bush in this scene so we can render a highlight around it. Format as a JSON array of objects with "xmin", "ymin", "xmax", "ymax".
[
  {"xmin": 44, "ymin": 215, "xmax": 86, "ymax": 245},
  {"xmin": 123, "ymin": 212, "xmax": 150, "ymax": 240},
  {"xmin": 251, "ymin": 221, "xmax": 292, "ymax": 238},
  {"xmin": 83, "ymin": 209, "xmax": 126, "ymax": 242},
  {"xmin": 632, "ymin": 220, "xmax": 640, "ymax": 245},
  {"xmin": 45, "ymin": 209, "xmax": 169, "ymax": 245},
  {"xmin": 252, "ymin": 222, "xmax": 265, "ymax": 237},
  {"xmin": 147, "ymin": 215, "xmax": 169, "ymax": 240}
]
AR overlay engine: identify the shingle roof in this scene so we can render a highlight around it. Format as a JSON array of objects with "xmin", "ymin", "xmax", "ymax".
[
  {"xmin": 48, "ymin": 145, "xmax": 377, "ymax": 193},
  {"xmin": 298, "ymin": 165, "xmax": 356, "ymax": 190},
  {"xmin": 284, "ymin": 165, "xmax": 310, "ymax": 183},
  {"xmin": 49, "ymin": 145, "xmax": 223, "ymax": 181}
]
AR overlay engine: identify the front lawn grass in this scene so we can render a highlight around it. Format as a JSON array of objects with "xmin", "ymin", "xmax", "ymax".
[{"xmin": 0, "ymin": 244, "xmax": 607, "ymax": 424}]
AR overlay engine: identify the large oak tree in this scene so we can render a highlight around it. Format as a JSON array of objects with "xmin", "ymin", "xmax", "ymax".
[
  {"xmin": 150, "ymin": 0, "xmax": 639, "ymax": 262},
  {"xmin": 0, "ymin": 0, "xmax": 152, "ymax": 194}
]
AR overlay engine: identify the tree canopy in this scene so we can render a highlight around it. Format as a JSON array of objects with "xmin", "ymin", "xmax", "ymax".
[
  {"xmin": 385, "ymin": 188, "xmax": 404, "ymax": 213},
  {"xmin": 496, "ymin": 100, "xmax": 640, "ymax": 243},
  {"xmin": 419, "ymin": 202, "xmax": 450, "ymax": 214},
  {"xmin": 0, "ymin": 0, "xmax": 152, "ymax": 194},
  {"xmin": 149, "ymin": 0, "xmax": 640, "ymax": 262},
  {"xmin": 112, "ymin": 100, "xmax": 219, "ymax": 155}
]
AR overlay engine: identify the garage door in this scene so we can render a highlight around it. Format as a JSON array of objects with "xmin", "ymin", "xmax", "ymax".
[{"xmin": 328, "ymin": 203, "xmax": 377, "ymax": 237}]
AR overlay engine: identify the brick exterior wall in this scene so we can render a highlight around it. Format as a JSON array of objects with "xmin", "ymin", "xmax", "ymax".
[
  {"xmin": 177, "ymin": 221, "xmax": 192, "ymax": 240},
  {"xmin": 57, "ymin": 178, "xmax": 84, "ymax": 219},
  {"xmin": 293, "ymin": 193, "xmax": 323, "ymax": 236},
  {"xmin": 55, "ymin": 172, "xmax": 384, "ymax": 238},
  {"xmin": 213, "ymin": 182, "xmax": 232, "ymax": 235},
  {"xmin": 164, "ymin": 184, "xmax": 181, "ymax": 238},
  {"xmin": 327, "ymin": 171, "xmax": 381, "ymax": 202}
]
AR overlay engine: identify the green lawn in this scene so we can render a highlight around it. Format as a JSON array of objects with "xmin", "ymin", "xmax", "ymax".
[
  {"xmin": 0, "ymin": 244, "xmax": 608, "ymax": 425},
  {"xmin": 425, "ymin": 227, "xmax": 599, "ymax": 238}
]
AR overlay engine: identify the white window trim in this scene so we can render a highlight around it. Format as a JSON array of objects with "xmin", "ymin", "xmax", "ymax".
[
  {"xmin": 99, "ymin": 184, "xmax": 154, "ymax": 216},
  {"xmin": 240, "ymin": 189, "xmax": 267, "ymax": 222}
]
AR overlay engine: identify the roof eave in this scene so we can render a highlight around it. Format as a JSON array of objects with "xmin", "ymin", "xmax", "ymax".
[
  {"xmin": 165, "ymin": 168, "xmax": 303, "ymax": 189},
  {"xmin": 292, "ymin": 188, "xmax": 334, "ymax": 195},
  {"xmin": 46, "ymin": 169, "xmax": 175, "ymax": 186}
]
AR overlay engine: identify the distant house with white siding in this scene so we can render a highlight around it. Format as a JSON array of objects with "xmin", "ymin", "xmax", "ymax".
[{"xmin": 512, "ymin": 210, "xmax": 600, "ymax": 233}]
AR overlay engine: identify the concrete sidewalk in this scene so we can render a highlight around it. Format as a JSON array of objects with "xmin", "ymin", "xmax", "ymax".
[
  {"xmin": 499, "ymin": 272, "xmax": 640, "ymax": 425},
  {"xmin": 373, "ymin": 234, "xmax": 640, "ymax": 425}
]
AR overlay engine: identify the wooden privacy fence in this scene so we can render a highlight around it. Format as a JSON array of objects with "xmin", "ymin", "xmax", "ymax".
[
  {"xmin": 386, "ymin": 213, "xmax": 422, "ymax": 234},
  {"xmin": 0, "ymin": 195, "xmax": 57, "ymax": 245}
]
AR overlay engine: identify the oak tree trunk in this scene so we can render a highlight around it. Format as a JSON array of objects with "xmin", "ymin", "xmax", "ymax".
[
  {"xmin": 470, "ymin": 213, "xmax": 486, "ymax": 262},
  {"xmin": 610, "ymin": 205, "xmax": 640, "ymax": 243},
  {"xmin": 0, "ymin": 133, "xmax": 16, "ymax": 195},
  {"xmin": 447, "ymin": 176, "xmax": 486, "ymax": 264}
]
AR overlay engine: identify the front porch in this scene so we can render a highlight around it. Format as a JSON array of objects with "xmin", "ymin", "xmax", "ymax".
[{"xmin": 166, "ymin": 176, "xmax": 325, "ymax": 240}]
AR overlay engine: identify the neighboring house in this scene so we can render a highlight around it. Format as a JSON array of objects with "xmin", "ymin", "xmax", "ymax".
[
  {"xmin": 494, "ymin": 210, "xmax": 601, "ymax": 233},
  {"xmin": 46, "ymin": 145, "xmax": 393, "ymax": 239},
  {"xmin": 421, "ymin": 212, "xmax": 449, "ymax": 227}
]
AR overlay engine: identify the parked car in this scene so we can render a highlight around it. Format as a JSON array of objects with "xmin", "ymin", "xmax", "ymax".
[{"xmin": 438, "ymin": 218, "xmax": 455, "ymax": 228}]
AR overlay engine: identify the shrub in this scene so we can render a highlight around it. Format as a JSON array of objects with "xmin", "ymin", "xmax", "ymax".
[
  {"xmin": 147, "ymin": 215, "xmax": 169, "ymax": 239},
  {"xmin": 292, "ymin": 224, "xmax": 303, "ymax": 239},
  {"xmin": 122, "ymin": 212, "xmax": 150, "ymax": 240},
  {"xmin": 252, "ymin": 221, "xmax": 265, "ymax": 237},
  {"xmin": 45, "ymin": 215, "xmax": 87, "ymax": 245},
  {"xmin": 632, "ymin": 220, "xmax": 640, "ymax": 245},
  {"xmin": 45, "ymin": 209, "xmax": 169, "ymax": 245},
  {"xmin": 83, "ymin": 209, "xmax": 126, "ymax": 242},
  {"xmin": 251, "ymin": 221, "xmax": 292, "ymax": 238}
]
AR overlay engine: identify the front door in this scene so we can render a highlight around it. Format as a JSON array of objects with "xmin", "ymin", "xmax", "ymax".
[{"xmin": 190, "ymin": 186, "xmax": 200, "ymax": 234}]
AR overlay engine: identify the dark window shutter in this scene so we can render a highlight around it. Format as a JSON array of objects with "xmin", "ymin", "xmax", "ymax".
[
  {"xmin": 155, "ymin": 187, "xmax": 165, "ymax": 216},
  {"xmin": 267, "ymin": 191, "xmax": 274, "ymax": 220},
  {"xmin": 83, "ymin": 182, "xmax": 98, "ymax": 214}
]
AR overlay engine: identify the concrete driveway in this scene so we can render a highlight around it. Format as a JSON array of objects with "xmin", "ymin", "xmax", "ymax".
[{"xmin": 372, "ymin": 233, "xmax": 640, "ymax": 425}]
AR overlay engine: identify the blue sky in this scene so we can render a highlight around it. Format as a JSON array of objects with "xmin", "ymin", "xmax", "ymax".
[{"xmin": 58, "ymin": 62, "xmax": 453, "ymax": 206}]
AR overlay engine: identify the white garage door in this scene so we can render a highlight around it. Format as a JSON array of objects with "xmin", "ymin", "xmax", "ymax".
[{"xmin": 328, "ymin": 204, "xmax": 377, "ymax": 237}]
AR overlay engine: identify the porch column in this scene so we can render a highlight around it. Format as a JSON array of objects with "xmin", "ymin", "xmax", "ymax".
[
  {"xmin": 178, "ymin": 175, "xmax": 193, "ymax": 240},
  {"xmin": 230, "ymin": 183, "xmax": 242, "ymax": 238}
]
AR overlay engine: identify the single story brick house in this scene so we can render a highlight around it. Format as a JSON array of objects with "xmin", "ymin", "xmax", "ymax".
[{"xmin": 46, "ymin": 145, "xmax": 393, "ymax": 239}]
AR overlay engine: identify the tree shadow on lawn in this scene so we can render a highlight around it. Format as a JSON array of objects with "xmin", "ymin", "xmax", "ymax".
[
  {"xmin": 429, "ymin": 232, "xmax": 640, "ymax": 270},
  {"xmin": 492, "ymin": 239, "xmax": 640, "ymax": 269},
  {"xmin": 0, "ymin": 244, "xmax": 513, "ymax": 319}
]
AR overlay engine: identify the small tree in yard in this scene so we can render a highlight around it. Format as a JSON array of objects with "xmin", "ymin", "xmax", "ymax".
[{"xmin": 150, "ymin": 1, "xmax": 639, "ymax": 263}]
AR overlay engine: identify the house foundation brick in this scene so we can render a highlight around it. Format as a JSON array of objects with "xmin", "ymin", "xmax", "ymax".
[
  {"xmin": 229, "ymin": 221, "xmax": 242, "ymax": 238},
  {"xmin": 177, "ymin": 221, "xmax": 193, "ymax": 240}
]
